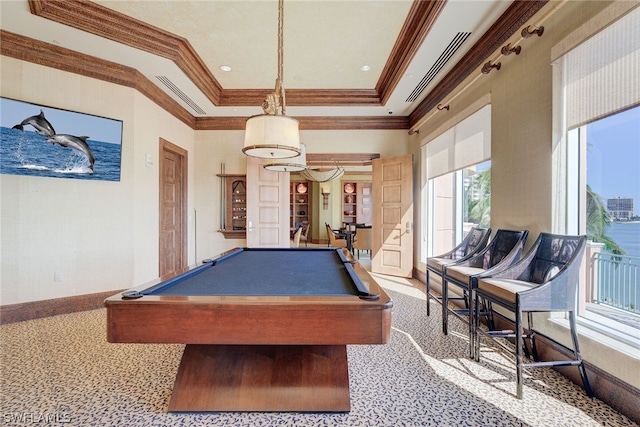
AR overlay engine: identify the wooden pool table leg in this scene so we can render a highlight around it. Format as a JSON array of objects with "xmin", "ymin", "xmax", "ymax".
[{"xmin": 168, "ymin": 344, "xmax": 351, "ymax": 412}]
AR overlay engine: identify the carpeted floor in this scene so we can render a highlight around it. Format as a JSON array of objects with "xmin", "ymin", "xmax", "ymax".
[{"xmin": 0, "ymin": 272, "xmax": 636, "ymax": 426}]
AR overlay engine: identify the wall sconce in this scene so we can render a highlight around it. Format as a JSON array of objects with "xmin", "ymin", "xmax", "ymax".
[{"xmin": 321, "ymin": 187, "xmax": 330, "ymax": 210}]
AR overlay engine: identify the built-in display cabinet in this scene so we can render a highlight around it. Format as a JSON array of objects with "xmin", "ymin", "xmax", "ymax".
[
  {"xmin": 291, "ymin": 181, "xmax": 312, "ymax": 230},
  {"xmin": 218, "ymin": 174, "xmax": 247, "ymax": 239},
  {"xmin": 342, "ymin": 181, "xmax": 372, "ymax": 225}
]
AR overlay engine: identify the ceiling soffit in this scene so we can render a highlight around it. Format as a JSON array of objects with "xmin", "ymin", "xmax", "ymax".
[
  {"xmin": 13, "ymin": 0, "xmax": 549, "ymax": 131},
  {"xmin": 28, "ymin": 0, "xmax": 442, "ymax": 109}
]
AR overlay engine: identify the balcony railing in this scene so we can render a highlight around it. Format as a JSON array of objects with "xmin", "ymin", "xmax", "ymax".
[
  {"xmin": 593, "ymin": 252, "xmax": 640, "ymax": 314},
  {"xmin": 583, "ymin": 242, "xmax": 640, "ymax": 327}
]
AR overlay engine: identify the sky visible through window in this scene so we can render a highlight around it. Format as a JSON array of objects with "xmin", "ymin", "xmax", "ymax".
[{"xmin": 586, "ymin": 105, "xmax": 640, "ymax": 216}]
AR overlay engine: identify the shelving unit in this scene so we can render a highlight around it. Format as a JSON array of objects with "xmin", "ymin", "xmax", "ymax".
[
  {"xmin": 342, "ymin": 181, "xmax": 372, "ymax": 225},
  {"xmin": 342, "ymin": 182, "xmax": 357, "ymax": 224},
  {"xmin": 218, "ymin": 174, "xmax": 247, "ymax": 239},
  {"xmin": 291, "ymin": 181, "xmax": 311, "ymax": 231}
]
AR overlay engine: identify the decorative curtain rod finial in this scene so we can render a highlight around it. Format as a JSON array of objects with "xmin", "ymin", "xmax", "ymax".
[
  {"xmin": 481, "ymin": 60, "xmax": 501, "ymax": 74},
  {"xmin": 522, "ymin": 25, "xmax": 544, "ymax": 38},
  {"xmin": 437, "ymin": 104, "xmax": 450, "ymax": 111},
  {"xmin": 501, "ymin": 43, "xmax": 521, "ymax": 56}
]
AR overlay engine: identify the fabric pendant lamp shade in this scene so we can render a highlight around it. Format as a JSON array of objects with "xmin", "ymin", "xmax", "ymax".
[
  {"xmin": 264, "ymin": 143, "xmax": 307, "ymax": 172},
  {"xmin": 243, "ymin": 114, "xmax": 300, "ymax": 159}
]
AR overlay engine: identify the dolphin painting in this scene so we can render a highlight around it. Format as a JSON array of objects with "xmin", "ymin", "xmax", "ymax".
[
  {"xmin": 12, "ymin": 110, "xmax": 56, "ymax": 137},
  {"xmin": 46, "ymin": 134, "xmax": 96, "ymax": 172}
]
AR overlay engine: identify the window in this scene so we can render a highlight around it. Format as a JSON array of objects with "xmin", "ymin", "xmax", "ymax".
[
  {"xmin": 575, "ymin": 107, "xmax": 640, "ymax": 342},
  {"xmin": 554, "ymin": 5, "xmax": 639, "ymax": 344},
  {"xmin": 422, "ymin": 104, "xmax": 491, "ymax": 258}
]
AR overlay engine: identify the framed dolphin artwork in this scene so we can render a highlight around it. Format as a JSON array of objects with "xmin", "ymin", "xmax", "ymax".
[{"xmin": 0, "ymin": 97, "xmax": 123, "ymax": 181}]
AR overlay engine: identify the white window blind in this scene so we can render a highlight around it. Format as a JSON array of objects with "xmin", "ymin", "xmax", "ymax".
[
  {"xmin": 564, "ymin": 7, "xmax": 640, "ymax": 129},
  {"xmin": 426, "ymin": 104, "xmax": 491, "ymax": 179}
]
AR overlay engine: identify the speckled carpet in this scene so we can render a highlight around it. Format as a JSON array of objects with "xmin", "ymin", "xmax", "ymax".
[{"xmin": 1, "ymin": 273, "xmax": 636, "ymax": 426}]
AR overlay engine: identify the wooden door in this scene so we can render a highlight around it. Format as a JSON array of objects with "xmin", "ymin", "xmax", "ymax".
[
  {"xmin": 372, "ymin": 154, "xmax": 414, "ymax": 277},
  {"xmin": 246, "ymin": 157, "xmax": 290, "ymax": 247},
  {"xmin": 159, "ymin": 138, "xmax": 188, "ymax": 277}
]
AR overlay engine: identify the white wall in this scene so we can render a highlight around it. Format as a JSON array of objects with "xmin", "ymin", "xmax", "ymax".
[
  {"xmin": 0, "ymin": 57, "xmax": 193, "ymax": 304},
  {"xmin": 193, "ymin": 130, "xmax": 248, "ymax": 262},
  {"xmin": 0, "ymin": 53, "xmax": 412, "ymax": 307}
]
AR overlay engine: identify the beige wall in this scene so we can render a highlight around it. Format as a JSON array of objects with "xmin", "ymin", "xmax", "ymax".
[
  {"xmin": 194, "ymin": 129, "xmax": 409, "ymax": 256},
  {"xmin": 411, "ymin": 0, "xmax": 639, "ymax": 389}
]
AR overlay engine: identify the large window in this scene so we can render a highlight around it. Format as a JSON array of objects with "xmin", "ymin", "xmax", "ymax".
[
  {"xmin": 427, "ymin": 162, "xmax": 491, "ymax": 258},
  {"xmin": 555, "ymin": 5, "xmax": 639, "ymax": 344},
  {"xmin": 422, "ymin": 103, "xmax": 491, "ymax": 258},
  {"xmin": 574, "ymin": 107, "xmax": 640, "ymax": 342}
]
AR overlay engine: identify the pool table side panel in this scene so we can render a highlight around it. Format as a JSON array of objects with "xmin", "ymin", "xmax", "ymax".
[{"xmin": 106, "ymin": 303, "xmax": 391, "ymax": 345}]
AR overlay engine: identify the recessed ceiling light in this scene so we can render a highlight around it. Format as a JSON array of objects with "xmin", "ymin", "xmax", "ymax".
[
  {"xmin": 360, "ymin": 65, "xmax": 372, "ymax": 72},
  {"xmin": 220, "ymin": 65, "xmax": 232, "ymax": 72}
]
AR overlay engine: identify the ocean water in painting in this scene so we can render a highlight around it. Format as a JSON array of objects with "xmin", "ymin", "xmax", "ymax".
[{"xmin": 0, "ymin": 127, "xmax": 121, "ymax": 181}]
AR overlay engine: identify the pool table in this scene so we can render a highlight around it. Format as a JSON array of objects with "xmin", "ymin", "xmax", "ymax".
[{"xmin": 104, "ymin": 247, "xmax": 392, "ymax": 412}]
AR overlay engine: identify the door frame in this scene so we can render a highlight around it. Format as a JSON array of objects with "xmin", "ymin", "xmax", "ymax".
[
  {"xmin": 159, "ymin": 138, "xmax": 188, "ymax": 276},
  {"xmin": 371, "ymin": 154, "xmax": 414, "ymax": 277}
]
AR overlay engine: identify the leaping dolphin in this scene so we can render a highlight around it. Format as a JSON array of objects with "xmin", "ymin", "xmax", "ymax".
[
  {"xmin": 12, "ymin": 110, "xmax": 56, "ymax": 137},
  {"xmin": 46, "ymin": 134, "xmax": 95, "ymax": 173}
]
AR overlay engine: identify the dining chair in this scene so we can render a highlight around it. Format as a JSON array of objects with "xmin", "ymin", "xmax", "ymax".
[
  {"xmin": 426, "ymin": 227, "xmax": 491, "ymax": 316},
  {"xmin": 291, "ymin": 226, "xmax": 302, "ymax": 248},
  {"xmin": 353, "ymin": 227, "xmax": 372, "ymax": 259},
  {"xmin": 326, "ymin": 223, "xmax": 347, "ymax": 248},
  {"xmin": 473, "ymin": 232, "xmax": 592, "ymax": 399},
  {"xmin": 300, "ymin": 225, "xmax": 309, "ymax": 247}
]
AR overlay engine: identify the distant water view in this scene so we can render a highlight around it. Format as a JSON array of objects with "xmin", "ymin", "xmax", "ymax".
[
  {"xmin": 597, "ymin": 222, "xmax": 640, "ymax": 314},
  {"xmin": 606, "ymin": 222, "xmax": 640, "ymax": 258}
]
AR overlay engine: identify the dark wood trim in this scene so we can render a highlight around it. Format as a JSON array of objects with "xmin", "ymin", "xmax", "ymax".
[
  {"xmin": 15, "ymin": 1, "xmax": 549, "ymax": 131},
  {"xmin": 298, "ymin": 116, "xmax": 409, "ymax": 130},
  {"xmin": 159, "ymin": 138, "xmax": 189, "ymax": 277},
  {"xmin": 0, "ymin": 29, "xmax": 196, "ymax": 128},
  {"xmin": 1, "ymin": 29, "xmax": 402, "ymax": 131},
  {"xmin": 219, "ymin": 89, "xmax": 382, "ymax": 107},
  {"xmin": 408, "ymin": 0, "xmax": 548, "ymax": 128},
  {"xmin": 219, "ymin": 230, "xmax": 247, "ymax": 240},
  {"xmin": 26, "ymin": 0, "xmax": 438, "ymax": 109},
  {"xmin": 0, "ymin": 290, "xmax": 123, "ymax": 325},
  {"xmin": 29, "ymin": 0, "xmax": 223, "ymax": 106},
  {"xmin": 376, "ymin": 0, "xmax": 447, "ymax": 105},
  {"xmin": 194, "ymin": 116, "xmax": 408, "ymax": 131}
]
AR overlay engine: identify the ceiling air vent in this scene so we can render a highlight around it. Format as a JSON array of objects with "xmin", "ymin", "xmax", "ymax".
[
  {"xmin": 155, "ymin": 76, "xmax": 206, "ymax": 115},
  {"xmin": 405, "ymin": 32, "xmax": 471, "ymax": 103}
]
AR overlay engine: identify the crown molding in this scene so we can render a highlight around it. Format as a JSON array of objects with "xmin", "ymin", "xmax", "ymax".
[
  {"xmin": 408, "ymin": 0, "xmax": 548, "ymax": 128},
  {"xmin": 27, "ymin": 0, "xmax": 440, "ymax": 108}
]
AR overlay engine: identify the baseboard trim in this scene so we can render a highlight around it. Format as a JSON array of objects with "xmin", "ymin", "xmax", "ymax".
[
  {"xmin": 4, "ymin": 277, "xmax": 640, "ymax": 424},
  {"xmin": 0, "ymin": 290, "xmax": 123, "ymax": 325},
  {"xmin": 412, "ymin": 266, "xmax": 640, "ymax": 424}
]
